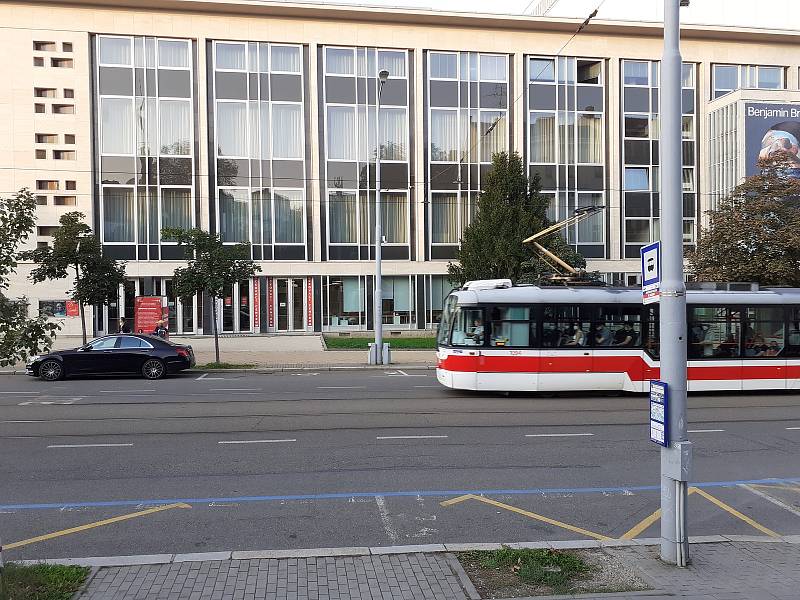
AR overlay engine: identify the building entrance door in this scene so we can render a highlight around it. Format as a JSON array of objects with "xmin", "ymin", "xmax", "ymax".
[{"xmin": 276, "ymin": 278, "xmax": 305, "ymax": 332}]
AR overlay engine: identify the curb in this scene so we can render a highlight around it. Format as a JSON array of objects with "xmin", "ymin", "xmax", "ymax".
[
  {"xmin": 14, "ymin": 535, "xmax": 790, "ymax": 568},
  {"xmin": 0, "ymin": 364, "xmax": 437, "ymax": 375}
]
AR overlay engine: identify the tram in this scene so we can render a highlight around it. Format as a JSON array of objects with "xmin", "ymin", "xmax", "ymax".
[{"xmin": 435, "ymin": 280, "xmax": 800, "ymax": 392}]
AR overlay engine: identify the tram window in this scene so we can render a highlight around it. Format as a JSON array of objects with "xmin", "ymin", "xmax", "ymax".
[
  {"xmin": 689, "ymin": 307, "xmax": 741, "ymax": 359},
  {"xmin": 542, "ymin": 305, "xmax": 592, "ymax": 347},
  {"xmin": 743, "ymin": 307, "xmax": 784, "ymax": 357},
  {"xmin": 593, "ymin": 305, "xmax": 642, "ymax": 348},
  {"xmin": 784, "ymin": 308, "xmax": 800, "ymax": 357},
  {"xmin": 643, "ymin": 305, "xmax": 659, "ymax": 358},
  {"xmin": 451, "ymin": 307, "xmax": 485, "ymax": 346},
  {"xmin": 489, "ymin": 306, "xmax": 533, "ymax": 347}
]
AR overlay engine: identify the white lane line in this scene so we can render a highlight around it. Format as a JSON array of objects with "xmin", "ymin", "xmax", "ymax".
[
  {"xmin": 374, "ymin": 496, "xmax": 399, "ymax": 544},
  {"xmin": 209, "ymin": 388, "xmax": 262, "ymax": 392},
  {"xmin": 317, "ymin": 386, "xmax": 366, "ymax": 389},
  {"xmin": 740, "ymin": 484, "xmax": 800, "ymax": 519},
  {"xmin": 413, "ymin": 385, "xmax": 440, "ymax": 388},
  {"xmin": 525, "ymin": 433, "xmax": 594, "ymax": 438},
  {"xmin": 786, "ymin": 427, "xmax": 800, "ymax": 430},
  {"xmin": 195, "ymin": 373, "xmax": 208, "ymax": 380},
  {"xmin": 99, "ymin": 390, "xmax": 155, "ymax": 393},
  {"xmin": 218, "ymin": 439, "xmax": 296, "ymax": 445},
  {"xmin": 376, "ymin": 435, "xmax": 448, "ymax": 440},
  {"xmin": 48, "ymin": 443, "xmax": 133, "ymax": 448},
  {"xmin": 0, "ymin": 391, "xmax": 40, "ymax": 394},
  {"xmin": 688, "ymin": 429, "xmax": 725, "ymax": 433}
]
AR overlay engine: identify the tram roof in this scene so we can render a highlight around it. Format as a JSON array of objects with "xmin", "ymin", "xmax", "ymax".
[{"xmin": 451, "ymin": 286, "xmax": 800, "ymax": 306}]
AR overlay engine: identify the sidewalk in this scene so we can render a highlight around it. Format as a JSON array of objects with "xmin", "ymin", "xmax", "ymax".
[
  {"xmin": 3, "ymin": 334, "xmax": 437, "ymax": 371},
  {"xmin": 44, "ymin": 538, "xmax": 800, "ymax": 599}
]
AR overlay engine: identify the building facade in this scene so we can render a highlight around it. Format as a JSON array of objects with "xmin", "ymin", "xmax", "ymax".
[{"xmin": 3, "ymin": 0, "xmax": 800, "ymax": 336}]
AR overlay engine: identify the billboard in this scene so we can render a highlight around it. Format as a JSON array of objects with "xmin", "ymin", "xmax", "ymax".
[{"xmin": 745, "ymin": 103, "xmax": 800, "ymax": 179}]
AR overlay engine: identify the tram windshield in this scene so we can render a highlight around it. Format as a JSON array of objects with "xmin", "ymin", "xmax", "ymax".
[{"xmin": 436, "ymin": 295, "xmax": 458, "ymax": 346}]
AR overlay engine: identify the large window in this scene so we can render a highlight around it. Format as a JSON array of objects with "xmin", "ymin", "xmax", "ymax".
[
  {"xmin": 431, "ymin": 193, "xmax": 459, "ymax": 244},
  {"xmin": 489, "ymin": 306, "xmax": 532, "ymax": 347},
  {"xmin": 101, "ymin": 98, "xmax": 134, "ymax": 155},
  {"xmin": 712, "ymin": 63, "xmax": 785, "ymax": 98},
  {"xmin": 103, "ymin": 187, "xmax": 135, "ymax": 242},
  {"xmin": 99, "ymin": 36, "xmax": 131, "ymax": 65},
  {"xmin": 689, "ymin": 307, "xmax": 741, "ymax": 359},
  {"xmin": 381, "ymin": 276, "xmax": 413, "ymax": 327},
  {"xmin": 325, "ymin": 276, "xmax": 365, "ymax": 329},
  {"xmin": 327, "ymin": 106, "xmax": 356, "ymax": 160},
  {"xmin": 328, "ymin": 191, "xmax": 357, "ymax": 244},
  {"xmin": 379, "ymin": 108, "xmax": 407, "ymax": 161},
  {"xmin": 161, "ymin": 188, "xmax": 192, "ymax": 235},
  {"xmin": 529, "ymin": 112, "xmax": 556, "ymax": 163},
  {"xmin": 744, "ymin": 307, "xmax": 784, "ymax": 357},
  {"xmin": 272, "ymin": 103, "xmax": 303, "ymax": 159},
  {"xmin": 219, "ymin": 189, "xmax": 250, "ymax": 242},
  {"xmin": 159, "ymin": 100, "xmax": 191, "ymax": 155},
  {"xmin": 274, "ymin": 190, "xmax": 304, "ymax": 244},
  {"xmin": 216, "ymin": 102, "xmax": 247, "ymax": 156},
  {"xmin": 430, "ymin": 110, "xmax": 459, "ymax": 161}
]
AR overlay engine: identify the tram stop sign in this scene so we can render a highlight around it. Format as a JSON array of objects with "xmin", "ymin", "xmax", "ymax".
[
  {"xmin": 640, "ymin": 241, "xmax": 661, "ymax": 305},
  {"xmin": 649, "ymin": 380, "xmax": 669, "ymax": 447}
]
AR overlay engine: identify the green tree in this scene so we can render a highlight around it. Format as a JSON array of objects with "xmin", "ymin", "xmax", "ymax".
[
  {"xmin": 0, "ymin": 189, "xmax": 60, "ymax": 366},
  {"xmin": 687, "ymin": 152, "xmax": 800, "ymax": 286},
  {"xmin": 163, "ymin": 227, "xmax": 260, "ymax": 364},
  {"xmin": 448, "ymin": 151, "xmax": 586, "ymax": 286},
  {"xmin": 21, "ymin": 212, "xmax": 126, "ymax": 345}
]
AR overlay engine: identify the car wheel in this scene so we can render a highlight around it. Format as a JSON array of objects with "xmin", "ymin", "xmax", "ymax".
[
  {"xmin": 141, "ymin": 358, "xmax": 166, "ymax": 380},
  {"xmin": 39, "ymin": 359, "xmax": 64, "ymax": 381}
]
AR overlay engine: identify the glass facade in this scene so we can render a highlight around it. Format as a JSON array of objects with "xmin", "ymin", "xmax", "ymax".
[
  {"xmin": 94, "ymin": 35, "xmax": 196, "ymax": 259},
  {"xmin": 620, "ymin": 59, "xmax": 697, "ymax": 259},
  {"xmin": 527, "ymin": 56, "xmax": 606, "ymax": 259},
  {"xmin": 427, "ymin": 51, "xmax": 510, "ymax": 259},
  {"xmin": 211, "ymin": 40, "xmax": 307, "ymax": 260},
  {"xmin": 322, "ymin": 46, "xmax": 411, "ymax": 261}
]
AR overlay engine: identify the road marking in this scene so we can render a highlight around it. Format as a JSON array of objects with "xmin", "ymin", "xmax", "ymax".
[
  {"xmin": 621, "ymin": 507, "xmax": 663, "ymax": 540},
  {"xmin": 99, "ymin": 390, "xmax": 155, "ymax": 393},
  {"xmin": 690, "ymin": 487, "xmax": 780, "ymax": 538},
  {"xmin": 0, "ymin": 391, "xmax": 39, "ymax": 394},
  {"xmin": 317, "ymin": 386, "xmax": 366, "ymax": 389},
  {"xmin": 525, "ymin": 433, "xmax": 594, "ymax": 438},
  {"xmin": 413, "ymin": 385, "xmax": 440, "ymax": 388},
  {"xmin": 376, "ymin": 435, "xmax": 448, "ymax": 440},
  {"xmin": 786, "ymin": 427, "xmax": 800, "ymax": 430},
  {"xmin": 209, "ymin": 388, "xmax": 262, "ymax": 392},
  {"xmin": 19, "ymin": 398, "xmax": 80, "ymax": 405},
  {"xmin": 740, "ymin": 484, "xmax": 800, "ymax": 519},
  {"xmin": 441, "ymin": 494, "xmax": 611, "ymax": 541},
  {"xmin": 4, "ymin": 502, "xmax": 190, "ymax": 551},
  {"xmin": 218, "ymin": 439, "xmax": 296, "ymax": 445},
  {"xmin": 374, "ymin": 496, "xmax": 399, "ymax": 544},
  {"xmin": 195, "ymin": 373, "xmax": 208, "ymax": 380},
  {"xmin": 688, "ymin": 429, "xmax": 725, "ymax": 433},
  {"xmin": 48, "ymin": 443, "xmax": 134, "ymax": 448}
]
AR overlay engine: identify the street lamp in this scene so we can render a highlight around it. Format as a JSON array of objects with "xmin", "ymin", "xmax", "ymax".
[{"xmin": 371, "ymin": 68, "xmax": 390, "ymax": 365}]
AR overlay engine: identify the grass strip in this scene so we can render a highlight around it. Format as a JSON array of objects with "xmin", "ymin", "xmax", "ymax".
[
  {"xmin": 323, "ymin": 336, "xmax": 437, "ymax": 350},
  {"xmin": 0, "ymin": 563, "xmax": 90, "ymax": 600},
  {"xmin": 197, "ymin": 361, "xmax": 257, "ymax": 369},
  {"xmin": 461, "ymin": 548, "xmax": 590, "ymax": 594}
]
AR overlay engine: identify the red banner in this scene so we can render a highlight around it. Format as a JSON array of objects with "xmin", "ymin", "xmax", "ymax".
[
  {"xmin": 134, "ymin": 296, "xmax": 163, "ymax": 334},
  {"xmin": 65, "ymin": 300, "xmax": 80, "ymax": 317},
  {"xmin": 267, "ymin": 278, "xmax": 274, "ymax": 328},
  {"xmin": 307, "ymin": 277, "xmax": 313, "ymax": 328},
  {"xmin": 253, "ymin": 278, "xmax": 260, "ymax": 329}
]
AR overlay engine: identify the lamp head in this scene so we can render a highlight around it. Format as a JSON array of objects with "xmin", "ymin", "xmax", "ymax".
[{"xmin": 378, "ymin": 69, "xmax": 390, "ymax": 83}]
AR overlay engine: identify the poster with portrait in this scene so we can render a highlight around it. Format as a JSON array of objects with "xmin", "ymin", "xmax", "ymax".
[
  {"xmin": 39, "ymin": 300, "xmax": 67, "ymax": 318},
  {"xmin": 745, "ymin": 103, "xmax": 800, "ymax": 180}
]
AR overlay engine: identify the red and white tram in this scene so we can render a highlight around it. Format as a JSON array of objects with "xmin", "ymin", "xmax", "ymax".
[{"xmin": 435, "ymin": 280, "xmax": 800, "ymax": 392}]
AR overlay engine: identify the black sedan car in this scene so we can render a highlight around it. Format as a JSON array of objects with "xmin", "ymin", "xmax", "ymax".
[{"xmin": 27, "ymin": 334, "xmax": 195, "ymax": 381}]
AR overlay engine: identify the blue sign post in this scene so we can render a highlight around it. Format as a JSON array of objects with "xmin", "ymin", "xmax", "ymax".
[
  {"xmin": 650, "ymin": 380, "xmax": 669, "ymax": 446},
  {"xmin": 640, "ymin": 241, "xmax": 661, "ymax": 305}
]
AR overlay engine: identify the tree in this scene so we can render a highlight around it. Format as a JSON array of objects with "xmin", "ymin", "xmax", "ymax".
[
  {"xmin": 21, "ymin": 212, "xmax": 126, "ymax": 345},
  {"xmin": 163, "ymin": 228, "xmax": 260, "ymax": 364},
  {"xmin": 687, "ymin": 152, "xmax": 800, "ymax": 286},
  {"xmin": 448, "ymin": 151, "xmax": 586, "ymax": 286},
  {"xmin": 0, "ymin": 189, "xmax": 60, "ymax": 366}
]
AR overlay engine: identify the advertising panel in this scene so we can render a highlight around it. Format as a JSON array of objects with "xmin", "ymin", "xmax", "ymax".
[
  {"xmin": 134, "ymin": 296, "xmax": 164, "ymax": 334},
  {"xmin": 745, "ymin": 102, "xmax": 800, "ymax": 179}
]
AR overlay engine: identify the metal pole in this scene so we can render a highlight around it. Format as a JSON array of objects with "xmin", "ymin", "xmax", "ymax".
[
  {"xmin": 373, "ymin": 70, "xmax": 389, "ymax": 365},
  {"xmin": 660, "ymin": 0, "xmax": 689, "ymax": 566}
]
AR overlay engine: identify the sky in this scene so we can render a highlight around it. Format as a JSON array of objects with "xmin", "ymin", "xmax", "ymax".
[{"xmin": 300, "ymin": 0, "xmax": 800, "ymax": 31}]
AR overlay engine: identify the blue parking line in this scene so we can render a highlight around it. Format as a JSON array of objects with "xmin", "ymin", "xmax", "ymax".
[{"xmin": 2, "ymin": 476, "xmax": 798, "ymax": 511}]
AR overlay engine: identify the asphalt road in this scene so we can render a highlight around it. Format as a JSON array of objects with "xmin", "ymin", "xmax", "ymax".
[{"xmin": 2, "ymin": 368, "xmax": 800, "ymax": 560}]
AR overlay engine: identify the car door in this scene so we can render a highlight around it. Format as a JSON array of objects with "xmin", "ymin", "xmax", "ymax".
[
  {"xmin": 76, "ymin": 336, "xmax": 121, "ymax": 374},
  {"xmin": 115, "ymin": 336, "xmax": 153, "ymax": 373}
]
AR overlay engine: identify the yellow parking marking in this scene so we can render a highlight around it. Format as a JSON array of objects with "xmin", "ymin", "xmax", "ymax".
[
  {"xmin": 440, "ymin": 493, "xmax": 611, "ymax": 541},
  {"xmin": 621, "ymin": 508, "xmax": 662, "ymax": 540},
  {"xmin": 5, "ymin": 502, "xmax": 191, "ymax": 551},
  {"xmin": 691, "ymin": 487, "xmax": 780, "ymax": 538}
]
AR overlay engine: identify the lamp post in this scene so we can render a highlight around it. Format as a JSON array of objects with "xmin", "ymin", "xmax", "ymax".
[{"xmin": 371, "ymin": 68, "xmax": 390, "ymax": 365}]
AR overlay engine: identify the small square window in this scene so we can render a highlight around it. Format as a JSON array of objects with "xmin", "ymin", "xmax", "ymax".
[
  {"xmin": 34, "ymin": 103, "xmax": 46, "ymax": 113},
  {"xmin": 33, "ymin": 41, "xmax": 56, "ymax": 52},
  {"xmin": 35, "ymin": 195, "xmax": 47, "ymax": 205},
  {"xmin": 63, "ymin": 88, "xmax": 74, "ymax": 99},
  {"xmin": 37, "ymin": 241, "xmax": 49, "ymax": 249},
  {"xmin": 34, "ymin": 87, "xmax": 57, "ymax": 98},
  {"xmin": 35, "ymin": 149, "xmax": 47, "ymax": 159},
  {"xmin": 52, "ymin": 104, "xmax": 74, "ymax": 114},
  {"xmin": 529, "ymin": 58, "xmax": 555, "ymax": 83},
  {"xmin": 65, "ymin": 180, "xmax": 76, "ymax": 190},
  {"xmin": 36, "ymin": 180, "xmax": 59, "ymax": 191},
  {"xmin": 51, "ymin": 57, "xmax": 73, "ymax": 68},
  {"xmin": 62, "ymin": 42, "xmax": 73, "ymax": 53},
  {"xmin": 576, "ymin": 60, "xmax": 602, "ymax": 85},
  {"xmin": 53, "ymin": 150, "xmax": 75, "ymax": 160},
  {"xmin": 36, "ymin": 133, "xmax": 58, "ymax": 144},
  {"xmin": 64, "ymin": 134, "xmax": 76, "ymax": 144},
  {"xmin": 33, "ymin": 57, "xmax": 44, "ymax": 67},
  {"xmin": 54, "ymin": 195, "xmax": 77, "ymax": 205}
]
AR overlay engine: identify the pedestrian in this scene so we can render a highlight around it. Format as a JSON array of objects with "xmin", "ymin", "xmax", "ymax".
[
  {"xmin": 152, "ymin": 319, "xmax": 168, "ymax": 339},
  {"xmin": 117, "ymin": 317, "xmax": 131, "ymax": 334}
]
